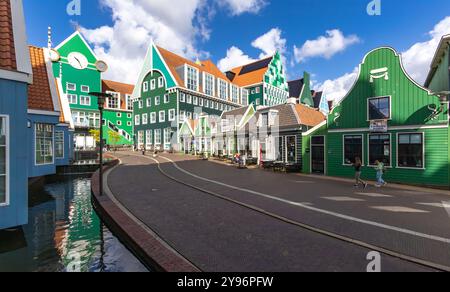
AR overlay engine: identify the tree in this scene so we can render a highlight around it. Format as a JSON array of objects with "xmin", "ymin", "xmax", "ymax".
[
  {"xmin": 89, "ymin": 129, "xmax": 100, "ymax": 144},
  {"xmin": 109, "ymin": 130, "xmax": 121, "ymax": 152}
]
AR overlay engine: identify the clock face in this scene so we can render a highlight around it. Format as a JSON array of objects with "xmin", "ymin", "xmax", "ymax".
[
  {"xmin": 95, "ymin": 60, "xmax": 108, "ymax": 72},
  {"xmin": 48, "ymin": 49, "xmax": 60, "ymax": 62},
  {"xmin": 68, "ymin": 52, "xmax": 88, "ymax": 70}
]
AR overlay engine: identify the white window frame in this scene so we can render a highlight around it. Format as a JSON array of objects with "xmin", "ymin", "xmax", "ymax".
[
  {"xmin": 0, "ymin": 115, "xmax": 9, "ymax": 206},
  {"xmin": 142, "ymin": 113, "xmax": 148, "ymax": 125},
  {"xmin": 35, "ymin": 123, "xmax": 54, "ymax": 166},
  {"xmin": 126, "ymin": 94, "xmax": 133, "ymax": 111},
  {"xmin": 159, "ymin": 111, "xmax": 166, "ymax": 123},
  {"xmin": 199, "ymin": 98, "xmax": 204, "ymax": 107},
  {"xmin": 193, "ymin": 95, "xmax": 198, "ymax": 105},
  {"xmin": 164, "ymin": 128, "xmax": 172, "ymax": 146},
  {"xmin": 151, "ymin": 79, "xmax": 156, "ymax": 90},
  {"xmin": 146, "ymin": 130, "xmax": 153, "ymax": 147},
  {"xmin": 158, "ymin": 76, "xmax": 165, "ymax": 88},
  {"xmin": 180, "ymin": 92, "xmax": 186, "ymax": 102},
  {"xmin": 127, "ymin": 121, "xmax": 132, "ymax": 126},
  {"xmin": 67, "ymin": 94, "xmax": 77, "ymax": 104},
  {"xmin": 117, "ymin": 120, "xmax": 122, "ymax": 126},
  {"xmin": 185, "ymin": 65, "xmax": 199, "ymax": 91},
  {"xmin": 117, "ymin": 112, "xmax": 122, "ymax": 118},
  {"xmin": 155, "ymin": 96, "xmax": 161, "ymax": 106},
  {"xmin": 55, "ymin": 131, "xmax": 65, "ymax": 160},
  {"xmin": 342, "ymin": 134, "xmax": 364, "ymax": 166},
  {"xmin": 135, "ymin": 115, "xmax": 140, "ymax": 126},
  {"xmin": 137, "ymin": 131, "xmax": 144, "ymax": 148},
  {"xmin": 218, "ymin": 79, "xmax": 228, "ymax": 100},
  {"xmin": 138, "ymin": 100, "xmax": 143, "ymax": 109},
  {"xmin": 81, "ymin": 85, "xmax": 90, "ymax": 93},
  {"xmin": 143, "ymin": 82, "xmax": 149, "ymax": 92},
  {"xmin": 146, "ymin": 98, "xmax": 152, "ymax": 108},
  {"xmin": 154, "ymin": 129, "xmax": 162, "ymax": 145},
  {"xmin": 179, "ymin": 111, "xmax": 186, "ymax": 122},
  {"xmin": 106, "ymin": 91, "xmax": 120, "ymax": 109},
  {"xmin": 367, "ymin": 96, "xmax": 392, "ymax": 121},
  {"xmin": 164, "ymin": 94, "xmax": 170, "ymax": 104},
  {"xmin": 367, "ymin": 133, "xmax": 392, "ymax": 167},
  {"xmin": 66, "ymin": 82, "xmax": 76, "ymax": 91},
  {"xmin": 203, "ymin": 72, "xmax": 215, "ymax": 96},
  {"xmin": 168, "ymin": 109, "xmax": 176, "ymax": 122},
  {"xmin": 186, "ymin": 94, "xmax": 192, "ymax": 104},
  {"xmin": 80, "ymin": 95, "xmax": 91, "ymax": 106},
  {"xmin": 396, "ymin": 132, "xmax": 426, "ymax": 170},
  {"xmin": 150, "ymin": 112, "xmax": 157, "ymax": 124}
]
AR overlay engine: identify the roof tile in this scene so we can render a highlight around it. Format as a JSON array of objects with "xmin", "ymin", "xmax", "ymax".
[
  {"xmin": 28, "ymin": 46, "xmax": 55, "ymax": 111},
  {"xmin": 0, "ymin": 0, "xmax": 16, "ymax": 71}
]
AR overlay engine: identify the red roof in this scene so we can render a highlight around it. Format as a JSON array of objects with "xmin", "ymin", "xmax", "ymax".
[
  {"xmin": 102, "ymin": 79, "xmax": 134, "ymax": 110},
  {"xmin": 0, "ymin": 0, "xmax": 17, "ymax": 71},
  {"xmin": 28, "ymin": 46, "xmax": 55, "ymax": 111}
]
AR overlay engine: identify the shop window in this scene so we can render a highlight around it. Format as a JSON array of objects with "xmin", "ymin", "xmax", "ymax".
[
  {"xmin": 398, "ymin": 133, "xmax": 424, "ymax": 168},
  {"xmin": 368, "ymin": 96, "xmax": 390, "ymax": 120},
  {"xmin": 369, "ymin": 134, "xmax": 391, "ymax": 166},
  {"xmin": 344, "ymin": 135, "xmax": 363, "ymax": 165}
]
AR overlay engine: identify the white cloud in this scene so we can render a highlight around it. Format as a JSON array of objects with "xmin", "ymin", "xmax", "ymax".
[
  {"xmin": 294, "ymin": 29, "xmax": 360, "ymax": 63},
  {"xmin": 315, "ymin": 16, "xmax": 450, "ymax": 103},
  {"xmin": 251, "ymin": 28, "xmax": 286, "ymax": 59},
  {"xmin": 218, "ymin": 27, "xmax": 286, "ymax": 72},
  {"xmin": 217, "ymin": 46, "xmax": 256, "ymax": 71},
  {"xmin": 80, "ymin": 0, "xmax": 209, "ymax": 84},
  {"xmin": 401, "ymin": 16, "xmax": 450, "ymax": 84},
  {"xmin": 217, "ymin": 0, "xmax": 267, "ymax": 16}
]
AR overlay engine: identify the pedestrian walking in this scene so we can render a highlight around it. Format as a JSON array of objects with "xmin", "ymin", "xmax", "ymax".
[
  {"xmin": 375, "ymin": 160, "xmax": 387, "ymax": 187},
  {"xmin": 353, "ymin": 157, "xmax": 367, "ymax": 189}
]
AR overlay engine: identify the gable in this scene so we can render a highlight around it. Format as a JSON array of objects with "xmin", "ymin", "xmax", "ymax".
[
  {"xmin": 264, "ymin": 52, "xmax": 288, "ymax": 91},
  {"xmin": 55, "ymin": 32, "xmax": 97, "ymax": 64},
  {"xmin": 329, "ymin": 47, "xmax": 446, "ymax": 129}
]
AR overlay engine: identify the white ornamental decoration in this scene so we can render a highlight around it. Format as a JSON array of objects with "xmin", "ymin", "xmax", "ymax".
[{"xmin": 369, "ymin": 67, "xmax": 389, "ymax": 83}]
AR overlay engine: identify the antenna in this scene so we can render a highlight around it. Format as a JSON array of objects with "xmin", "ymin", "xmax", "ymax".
[{"xmin": 47, "ymin": 26, "xmax": 52, "ymax": 49}]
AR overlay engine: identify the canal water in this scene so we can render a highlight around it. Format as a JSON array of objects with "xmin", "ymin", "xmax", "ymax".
[{"xmin": 0, "ymin": 175, "xmax": 148, "ymax": 272}]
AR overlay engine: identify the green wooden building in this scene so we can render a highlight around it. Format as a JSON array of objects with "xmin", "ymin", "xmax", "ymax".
[
  {"xmin": 51, "ymin": 31, "xmax": 133, "ymax": 152},
  {"xmin": 303, "ymin": 47, "xmax": 450, "ymax": 188}
]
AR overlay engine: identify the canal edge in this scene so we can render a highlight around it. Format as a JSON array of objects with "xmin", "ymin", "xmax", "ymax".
[{"xmin": 90, "ymin": 156, "xmax": 201, "ymax": 273}]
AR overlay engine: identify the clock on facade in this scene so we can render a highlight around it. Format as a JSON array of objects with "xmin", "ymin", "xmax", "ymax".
[
  {"xmin": 48, "ymin": 49, "xmax": 60, "ymax": 62},
  {"xmin": 95, "ymin": 60, "xmax": 108, "ymax": 72},
  {"xmin": 68, "ymin": 52, "xmax": 88, "ymax": 70}
]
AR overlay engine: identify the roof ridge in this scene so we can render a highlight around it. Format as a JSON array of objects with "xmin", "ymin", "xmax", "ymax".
[{"xmin": 229, "ymin": 55, "xmax": 273, "ymax": 73}]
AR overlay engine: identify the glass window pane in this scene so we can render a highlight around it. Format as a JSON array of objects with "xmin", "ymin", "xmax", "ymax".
[
  {"xmin": 0, "ymin": 146, "xmax": 5, "ymax": 174},
  {"xmin": 0, "ymin": 118, "xmax": 5, "ymax": 145},
  {"xmin": 0, "ymin": 176, "xmax": 5, "ymax": 203}
]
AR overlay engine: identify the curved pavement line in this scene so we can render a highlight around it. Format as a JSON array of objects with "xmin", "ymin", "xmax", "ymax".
[
  {"xmin": 127, "ymin": 153, "xmax": 450, "ymax": 272},
  {"xmin": 159, "ymin": 155, "xmax": 450, "ymax": 245},
  {"xmin": 103, "ymin": 156, "xmax": 202, "ymax": 272}
]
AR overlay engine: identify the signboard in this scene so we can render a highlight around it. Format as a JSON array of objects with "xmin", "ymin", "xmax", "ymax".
[{"xmin": 369, "ymin": 120, "xmax": 388, "ymax": 132}]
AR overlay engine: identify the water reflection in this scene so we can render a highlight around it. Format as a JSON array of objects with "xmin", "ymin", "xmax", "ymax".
[{"xmin": 0, "ymin": 176, "xmax": 148, "ymax": 272}]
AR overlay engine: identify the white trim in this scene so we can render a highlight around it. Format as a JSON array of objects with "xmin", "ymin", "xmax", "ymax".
[
  {"xmin": 0, "ymin": 68, "xmax": 32, "ymax": 83},
  {"xmin": 27, "ymin": 109, "xmax": 61, "ymax": 116},
  {"xmin": 55, "ymin": 31, "xmax": 98, "ymax": 61},
  {"xmin": 367, "ymin": 95, "xmax": 392, "ymax": 121},
  {"xmin": 44, "ymin": 48, "xmax": 61, "ymax": 111},
  {"xmin": 342, "ymin": 134, "xmax": 364, "ymax": 166},
  {"xmin": 34, "ymin": 123, "xmax": 55, "ymax": 166},
  {"xmin": 10, "ymin": 0, "xmax": 32, "ymax": 78},
  {"xmin": 425, "ymin": 35, "xmax": 450, "ymax": 87},
  {"xmin": 55, "ymin": 130, "xmax": 65, "ymax": 160},
  {"xmin": 302, "ymin": 120, "xmax": 327, "ymax": 136},
  {"xmin": 55, "ymin": 78, "xmax": 74, "ymax": 129},
  {"xmin": 0, "ymin": 115, "xmax": 10, "ymax": 207},
  {"xmin": 328, "ymin": 123, "xmax": 448, "ymax": 133},
  {"xmin": 367, "ymin": 133, "xmax": 392, "ymax": 167},
  {"xmin": 396, "ymin": 132, "xmax": 426, "ymax": 170}
]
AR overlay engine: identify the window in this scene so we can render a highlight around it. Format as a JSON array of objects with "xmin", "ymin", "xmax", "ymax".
[
  {"xmin": 159, "ymin": 111, "xmax": 165, "ymax": 122},
  {"xmin": 241, "ymin": 89, "xmax": 249, "ymax": 106},
  {"xmin": 66, "ymin": 83, "xmax": 76, "ymax": 91},
  {"xmin": 73, "ymin": 111, "xmax": 87, "ymax": 127},
  {"xmin": 135, "ymin": 115, "xmax": 140, "ymax": 126},
  {"xmin": 143, "ymin": 82, "xmax": 149, "ymax": 92},
  {"xmin": 150, "ymin": 112, "xmax": 157, "ymax": 124},
  {"xmin": 127, "ymin": 113, "xmax": 132, "ymax": 118},
  {"xmin": 67, "ymin": 94, "xmax": 77, "ymax": 104},
  {"xmin": 80, "ymin": 95, "xmax": 91, "ymax": 106},
  {"xmin": 368, "ymin": 96, "xmax": 390, "ymax": 120},
  {"xmin": 180, "ymin": 111, "xmax": 186, "ymax": 121},
  {"xmin": 0, "ymin": 116, "xmax": 8, "ymax": 205},
  {"xmin": 155, "ymin": 96, "xmax": 160, "ymax": 106},
  {"xmin": 220, "ymin": 103, "xmax": 223, "ymax": 111},
  {"xmin": 117, "ymin": 120, "xmax": 122, "ymax": 126},
  {"xmin": 150, "ymin": 79, "xmax": 156, "ymax": 90},
  {"xmin": 164, "ymin": 94, "xmax": 170, "ymax": 104},
  {"xmin": 344, "ymin": 135, "xmax": 363, "ymax": 165},
  {"xmin": 155, "ymin": 129, "xmax": 162, "ymax": 145},
  {"xmin": 186, "ymin": 94, "xmax": 192, "ymax": 104},
  {"xmin": 146, "ymin": 130, "xmax": 153, "ymax": 146},
  {"xmin": 35, "ymin": 124, "xmax": 54, "ymax": 165},
  {"xmin": 142, "ymin": 113, "xmax": 148, "ymax": 125},
  {"xmin": 107, "ymin": 92, "xmax": 120, "ymax": 109},
  {"xmin": 126, "ymin": 95, "xmax": 133, "ymax": 111},
  {"xmin": 138, "ymin": 131, "xmax": 144, "ymax": 146},
  {"xmin": 369, "ymin": 134, "xmax": 391, "ymax": 166},
  {"xmin": 88, "ymin": 112, "xmax": 100, "ymax": 128},
  {"xmin": 138, "ymin": 100, "xmax": 143, "ymax": 109},
  {"xmin": 193, "ymin": 96, "xmax": 198, "ymax": 105},
  {"xmin": 81, "ymin": 85, "xmax": 90, "ymax": 93},
  {"xmin": 55, "ymin": 131, "xmax": 64, "ymax": 159},
  {"xmin": 218, "ymin": 79, "xmax": 228, "ymax": 100},
  {"xmin": 164, "ymin": 128, "xmax": 171, "ymax": 145},
  {"xmin": 187, "ymin": 112, "xmax": 193, "ymax": 120},
  {"xmin": 168, "ymin": 109, "xmax": 175, "ymax": 121},
  {"xmin": 180, "ymin": 92, "xmax": 186, "ymax": 102},
  {"xmin": 204, "ymin": 73, "xmax": 214, "ymax": 96},
  {"xmin": 215, "ymin": 102, "xmax": 219, "ymax": 110},
  {"xmin": 127, "ymin": 121, "xmax": 132, "ymax": 126},
  {"xmin": 398, "ymin": 133, "xmax": 424, "ymax": 168},
  {"xmin": 146, "ymin": 98, "xmax": 152, "ymax": 108},
  {"xmin": 199, "ymin": 98, "xmax": 204, "ymax": 107},
  {"xmin": 117, "ymin": 112, "xmax": 122, "ymax": 118},
  {"xmin": 158, "ymin": 77, "xmax": 164, "ymax": 88},
  {"xmin": 231, "ymin": 85, "xmax": 239, "ymax": 103},
  {"xmin": 193, "ymin": 113, "xmax": 199, "ymax": 120},
  {"xmin": 204, "ymin": 100, "xmax": 209, "ymax": 108},
  {"xmin": 186, "ymin": 65, "xmax": 198, "ymax": 91},
  {"xmin": 255, "ymin": 87, "xmax": 260, "ymax": 94}
]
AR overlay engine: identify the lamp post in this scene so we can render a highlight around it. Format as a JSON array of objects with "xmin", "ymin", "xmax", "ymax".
[{"xmin": 89, "ymin": 92, "xmax": 113, "ymax": 196}]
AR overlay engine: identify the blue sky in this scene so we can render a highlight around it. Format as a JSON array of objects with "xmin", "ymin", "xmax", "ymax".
[{"xmin": 23, "ymin": 0, "xmax": 450, "ymax": 100}]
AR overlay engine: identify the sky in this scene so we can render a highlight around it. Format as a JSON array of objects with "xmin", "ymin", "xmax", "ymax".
[{"xmin": 24, "ymin": 0, "xmax": 450, "ymax": 102}]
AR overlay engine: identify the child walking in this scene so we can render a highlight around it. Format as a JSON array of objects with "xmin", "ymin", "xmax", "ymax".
[
  {"xmin": 375, "ymin": 160, "xmax": 387, "ymax": 187},
  {"xmin": 353, "ymin": 157, "xmax": 368, "ymax": 189}
]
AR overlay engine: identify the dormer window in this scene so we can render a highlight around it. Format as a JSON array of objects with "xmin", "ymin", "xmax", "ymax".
[
  {"xmin": 218, "ymin": 79, "xmax": 228, "ymax": 100},
  {"xmin": 186, "ymin": 65, "xmax": 199, "ymax": 91},
  {"xmin": 231, "ymin": 84, "xmax": 239, "ymax": 103},
  {"xmin": 204, "ymin": 73, "xmax": 215, "ymax": 96}
]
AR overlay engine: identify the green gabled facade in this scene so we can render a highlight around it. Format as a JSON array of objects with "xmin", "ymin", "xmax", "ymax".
[
  {"xmin": 303, "ymin": 47, "xmax": 450, "ymax": 188},
  {"xmin": 51, "ymin": 31, "xmax": 133, "ymax": 151},
  {"xmin": 132, "ymin": 43, "xmax": 245, "ymax": 151}
]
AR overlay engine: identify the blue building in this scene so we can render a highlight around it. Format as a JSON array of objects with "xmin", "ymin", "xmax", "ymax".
[
  {"xmin": 27, "ymin": 46, "xmax": 73, "ymax": 178},
  {"xmin": 0, "ymin": 0, "xmax": 33, "ymax": 230}
]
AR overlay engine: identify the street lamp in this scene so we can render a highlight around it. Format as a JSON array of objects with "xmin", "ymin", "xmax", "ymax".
[{"xmin": 89, "ymin": 92, "xmax": 113, "ymax": 196}]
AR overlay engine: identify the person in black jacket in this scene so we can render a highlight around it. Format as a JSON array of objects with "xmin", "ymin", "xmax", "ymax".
[{"xmin": 353, "ymin": 157, "xmax": 368, "ymax": 189}]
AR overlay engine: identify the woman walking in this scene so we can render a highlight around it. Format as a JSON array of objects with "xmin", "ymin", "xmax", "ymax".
[
  {"xmin": 353, "ymin": 157, "xmax": 368, "ymax": 189},
  {"xmin": 375, "ymin": 160, "xmax": 387, "ymax": 187}
]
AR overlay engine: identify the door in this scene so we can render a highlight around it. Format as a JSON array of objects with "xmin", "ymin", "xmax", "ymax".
[{"xmin": 311, "ymin": 136, "xmax": 325, "ymax": 174}]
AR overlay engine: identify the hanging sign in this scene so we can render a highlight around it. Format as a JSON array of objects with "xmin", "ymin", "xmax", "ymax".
[{"xmin": 370, "ymin": 120, "xmax": 388, "ymax": 132}]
